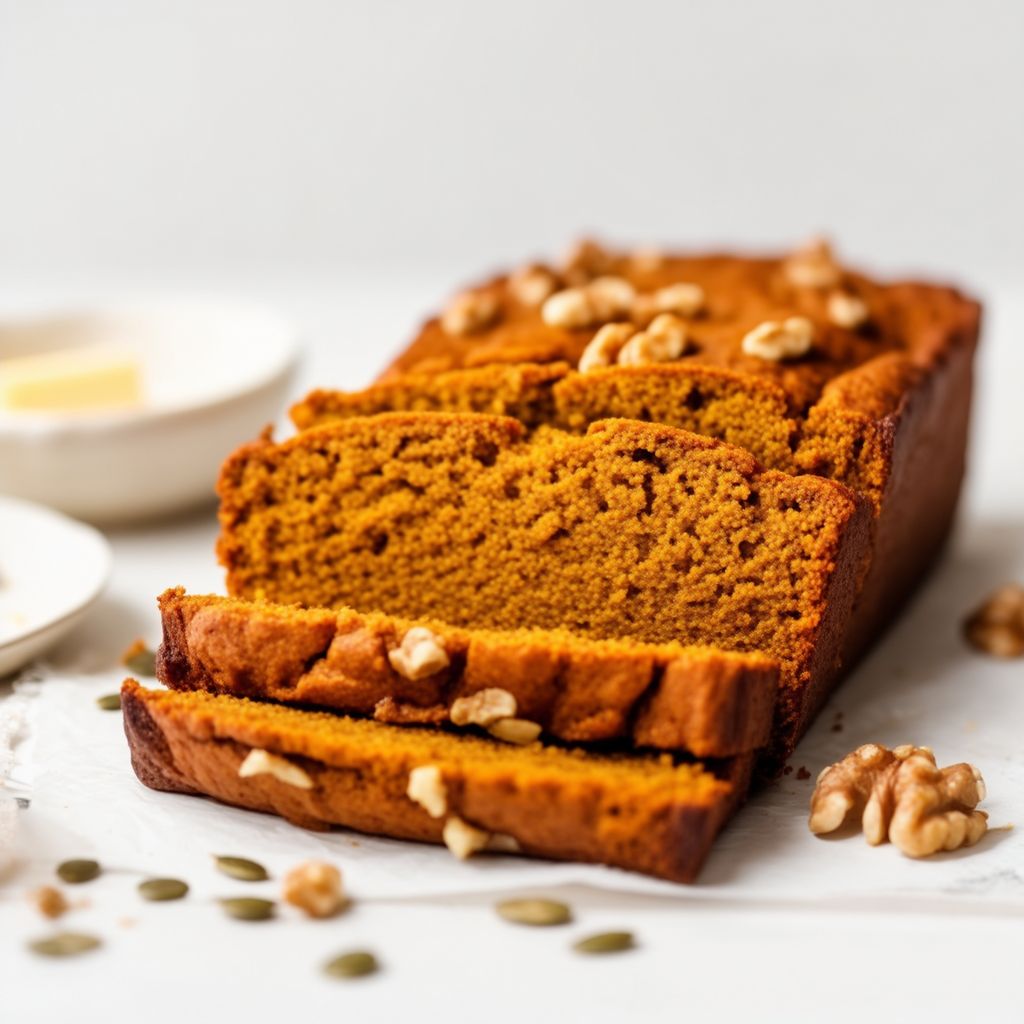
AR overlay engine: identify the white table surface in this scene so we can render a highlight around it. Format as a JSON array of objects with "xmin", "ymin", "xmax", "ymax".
[{"xmin": 1, "ymin": 270, "xmax": 1023, "ymax": 1023}]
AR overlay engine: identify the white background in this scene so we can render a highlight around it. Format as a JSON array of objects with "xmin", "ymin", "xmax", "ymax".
[
  {"xmin": 2, "ymin": 0, "xmax": 1023, "ymax": 284},
  {"xmin": 2, "ymin": 3, "xmax": 1024, "ymax": 1022}
]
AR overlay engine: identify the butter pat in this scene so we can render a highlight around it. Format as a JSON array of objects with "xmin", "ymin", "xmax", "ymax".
[{"xmin": 0, "ymin": 346, "xmax": 142, "ymax": 412}]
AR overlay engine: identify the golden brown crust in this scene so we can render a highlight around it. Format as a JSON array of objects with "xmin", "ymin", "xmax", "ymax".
[
  {"xmin": 121, "ymin": 680, "xmax": 749, "ymax": 883},
  {"xmin": 157, "ymin": 588, "xmax": 779, "ymax": 757},
  {"xmin": 384, "ymin": 250, "xmax": 977, "ymax": 414}
]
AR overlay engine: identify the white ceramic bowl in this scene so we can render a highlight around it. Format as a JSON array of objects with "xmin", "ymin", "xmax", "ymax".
[{"xmin": 0, "ymin": 301, "xmax": 299, "ymax": 522}]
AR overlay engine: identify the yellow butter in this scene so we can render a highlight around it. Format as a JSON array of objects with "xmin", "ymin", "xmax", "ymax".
[{"xmin": 0, "ymin": 346, "xmax": 142, "ymax": 412}]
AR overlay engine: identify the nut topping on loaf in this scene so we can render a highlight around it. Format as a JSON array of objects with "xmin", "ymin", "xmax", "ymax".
[
  {"xmin": 783, "ymin": 237, "xmax": 842, "ymax": 289},
  {"xmin": 740, "ymin": 317, "xmax": 814, "ymax": 362},
  {"xmin": 442, "ymin": 291, "xmax": 502, "ymax": 337}
]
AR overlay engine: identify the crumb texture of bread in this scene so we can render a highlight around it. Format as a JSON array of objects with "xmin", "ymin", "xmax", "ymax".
[
  {"xmin": 156, "ymin": 588, "xmax": 779, "ymax": 757},
  {"xmin": 121, "ymin": 680, "xmax": 748, "ymax": 883},
  {"xmin": 217, "ymin": 414, "xmax": 872, "ymax": 758}
]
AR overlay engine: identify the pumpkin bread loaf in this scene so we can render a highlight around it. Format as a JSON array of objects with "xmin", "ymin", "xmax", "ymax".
[
  {"xmin": 216, "ymin": 413, "xmax": 872, "ymax": 763},
  {"xmin": 121, "ymin": 680, "xmax": 751, "ymax": 883},
  {"xmin": 157, "ymin": 588, "xmax": 779, "ymax": 757},
  {"xmin": 294, "ymin": 241, "xmax": 980, "ymax": 661}
]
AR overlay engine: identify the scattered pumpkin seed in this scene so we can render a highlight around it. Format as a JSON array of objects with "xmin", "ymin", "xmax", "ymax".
[
  {"xmin": 573, "ymin": 931, "xmax": 635, "ymax": 955},
  {"xmin": 138, "ymin": 878, "xmax": 189, "ymax": 902},
  {"xmin": 56, "ymin": 859, "xmax": 101, "ymax": 884},
  {"xmin": 324, "ymin": 951, "xmax": 378, "ymax": 979},
  {"xmin": 96, "ymin": 693, "xmax": 122, "ymax": 711},
  {"xmin": 220, "ymin": 897, "xmax": 275, "ymax": 921},
  {"xmin": 29, "ymin": 932, "xmax": 102, "ymax": 957},
  {"xmin": 214, "ymin": 855, "xmax": 268, "ymax": 881},
  {"xmin": 496, "ymin": 898, "xmax": 571, "ymax": 927}
]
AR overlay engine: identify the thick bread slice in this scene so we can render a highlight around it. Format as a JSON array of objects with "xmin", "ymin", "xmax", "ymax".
[
  {"xmin": 121, "ymin": 680, "xmax": 751, "ymax": 884},
  {"xmin": 157, "ymin": 588, "xmax": 779, "ymax": 757}
]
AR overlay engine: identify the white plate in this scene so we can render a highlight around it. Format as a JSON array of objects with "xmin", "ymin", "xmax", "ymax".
[
  {"xmin": 0, "ymin": 495, "xmax": 111, "ymax": 677},
  {"xmin": 0, "ymin": 301, "xmax": 299, "ymax": 522}
]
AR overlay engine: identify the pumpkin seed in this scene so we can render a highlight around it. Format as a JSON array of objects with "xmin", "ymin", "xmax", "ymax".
[
  {"xmin": 138, "ymin": 878, "xmax": 189, "ymax": 902},
  {"xmin": 56, "ymin": 859, "xmax": 100, "ymax": 884},
  {"xmin": 496, "ymin": 898, "xmax": 571, "ymax": 927},
  {"xmin": 124, "ymin": 646, "xmax": 157, "ymax": 677},
  {"xmin": 573, "ymin": 931, "xmax": 635, "ymax": 955},
  {"xmin": 214, "ymin": 855, "xmax": 268, "ymax": 881},
  {"xmin": 29, "ymin": 932, "xmax": 102, "ymax": 957},
  {"xmin": 220, "ymin": 897, "xmax": 275, "ymax": 921},
  {"xmin": 324, "ymin": 951, "xmax": 378, "ymax": 979},
  {"xmin": 96, "ymin": 693, "xmax": 122, "ymax": 711}
]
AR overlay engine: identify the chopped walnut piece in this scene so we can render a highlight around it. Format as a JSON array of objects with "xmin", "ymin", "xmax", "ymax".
[
  {"xmin": 486, "ymin": 718, "xmax": 542, "ymax": 745},
  {"xmin": 827, "ymin": 290, "xmax": 870, "ymax": 329},
  {"xmin": 562, "ymin": 238, "xmax": 614, "ymax": 285},
  {"xmin": 542, "ymin": 287, "xmax": 594, "ymax": 329},
  {"xmin": 238, "ymin": 748, "xmax": 314, "ymax": 790},
  {"xmin": 963, "ymin": 584, "xmax": 1024, "ymax": 658},
  {"xmin": 30, "ymin": 886, "xmax": 69, "ymax": 919},
  {"xmin": 628, "ymin": 247, "xmax": 666, "ymax": 273},
  {"xmin": 618, "ymin": 313, "xmax": 689, "ymax": 366},
  {"xmin": 810, "ymin": 743, "xmax": 988, "ymax": 858},
  {"xmin": 783, "ymin": 237, "xmax": 841, "ymax": 289},
  {"xmin": 741, "ymin": 316, "xmax": 813, "ymax": 361},
  {"xmin": 282, "ymin": 860, "xmax": 345, "ymax": 919},
  {"xmin": 648, "ymin": 282, "xmax": 705, "ymax": 319},
  {"xmin": 442, "ymin": 816, "xmax": 491, "ymax": 859},
  {"xmin": 509, "ymin": 265, "xmax": 559, "ymax": 307},
  {"xmin": 543, "ymin": 277, "xmax": 634, "ymax": 329},
  {"xmin": 407, "ymin": 764, "xmax": 447, "ymax": 818},
  {"xmin": 578, "ymin": 323, "xmax": 636, "ymax": 372},
  {"xmin": 450, "ymin": 687, "xmax": 518, "ymax": 727},
  {"xmin": 388, "ymin": 626, "xmax": 450, "ymax": 680},
  {"xmin": 441, "ymin": 291, "xmax": 501, "ymax": 336},
  {"xmin": 587, "ymin": 276, "xmax": 637, "ymax": 321}
]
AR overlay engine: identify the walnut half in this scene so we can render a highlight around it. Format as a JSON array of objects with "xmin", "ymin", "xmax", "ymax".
[
  {"xmin": 809, "ymin": 743, "xmax": 988, "ymax": 858},
  {"xmin": 963, "ymin": 583, "xmax": 1024, "ymax": 658}
]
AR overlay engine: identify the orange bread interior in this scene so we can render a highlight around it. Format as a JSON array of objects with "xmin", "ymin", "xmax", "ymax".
[{"xmin": 217, "ymin": 413, "xmax": 871, "ymax": 758}]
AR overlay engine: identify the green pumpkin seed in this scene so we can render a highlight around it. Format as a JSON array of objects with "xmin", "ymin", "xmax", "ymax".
[
  {"xmin": 56, "ymin": 859, "xmax": 100, "ymax": 884},
  {"xmin": 124, "ymin": 647, "xmax": 157, "ymax": 677},
  {"xmin": 214, "ymin": 855, "xmax": 268, "ymax": 881},
  {"xmin": 96, "ymin": 693, "xmax": 122, "ymax": 711},
  {"xmin": 324, "ymin": 951, "xmax": 378, "ymax": 979},
  {"xmin": 29, "ymin": 932, "xmax": 102, "ymax": 957},
  {"xmin": 221, "ymin": 897, "xmax": 275, "ymax": 921},
  {"xmin": 573, "ymin": 931, "xmax": 635, "ymax": 955},
  {"xmin": 496, "ymin": 898, "xmax": 571, "ymax": 927},
  {"xmin": 138, "ymin": 878, "xmax": 189, "ymax": 902}
]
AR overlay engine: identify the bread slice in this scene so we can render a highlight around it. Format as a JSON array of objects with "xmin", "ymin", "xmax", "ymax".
[
  {"xmin": 121, "ymin": 680, "xmax": 751, "ymax": 883},
  {"xmin": 157, "ymin": 588, "xmax": 779, "ymax": 757},
  {"xmin": 217, "ymin": 414, "xmax": 872, "ymax": 762}
]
